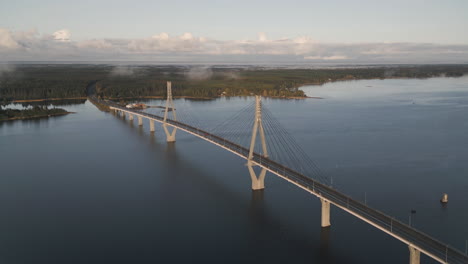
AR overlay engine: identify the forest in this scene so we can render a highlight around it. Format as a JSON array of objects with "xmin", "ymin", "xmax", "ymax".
[
  {"xmin": 0, "ymin": 105, "xmax": 69, "ymax": 121},
  {"xmin": 1, "ymin": 64, "xmax": 468, "ymax": 103}
]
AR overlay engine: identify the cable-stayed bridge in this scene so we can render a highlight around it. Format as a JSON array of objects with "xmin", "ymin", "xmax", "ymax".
[{"xmin": 89, "ymin": 82, "xmax": 468, "ymax": 264}]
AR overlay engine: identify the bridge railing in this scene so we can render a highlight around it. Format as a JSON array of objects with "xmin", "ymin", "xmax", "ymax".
[
  {"xmin": 92, "ymin": 96, "xmax": 468, "ymax": 264},
  {"xmin": 250, "ymin": 155, "xmax": 468, "ymax": 264}
]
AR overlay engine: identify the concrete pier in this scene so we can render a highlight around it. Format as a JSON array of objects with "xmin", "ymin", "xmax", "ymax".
[
  {"xmin": 321, "ymin": 198, "xmax": 331, "ymax": 227},
  {"xmin": 128, "ymin": 114, "xmax": 134, "ymax": 121},
  {"xmin": 150, "ymin": 120, "xmax": 155, "ymax": 132},
  {"xmin": 138, "ymin": 116, "xmax": 143, "ymax": 126},
  {"xmin": 409, "ymin": 245, "xmax": 420, "ymax": 264},
  {"xmin": 248, "ymin": 165, "xmax": 266, "ymax": 190}
]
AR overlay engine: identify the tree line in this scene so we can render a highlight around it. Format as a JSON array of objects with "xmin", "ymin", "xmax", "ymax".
[{"xmin": 2, "ymin": 64, "xmax": 468, "ymax": 103}]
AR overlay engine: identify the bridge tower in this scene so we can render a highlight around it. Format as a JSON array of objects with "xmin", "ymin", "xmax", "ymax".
[
  {"xmin": 163, "ymin": 81, "xmax": 177, "ymax": 142},
  {"xmin": 247, "ymin": 96, "xmax": 268, "ymax": 190}
]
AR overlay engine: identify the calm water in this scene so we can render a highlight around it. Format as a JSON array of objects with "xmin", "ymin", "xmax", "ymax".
[{"xmin": 1, "ymin": 77, "xmax": 468, "ymax": 264}]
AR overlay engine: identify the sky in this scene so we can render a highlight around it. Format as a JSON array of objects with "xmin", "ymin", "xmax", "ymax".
[{"xmin": 1, "ymin": 0, "xmax": 468, "ymax": 63}]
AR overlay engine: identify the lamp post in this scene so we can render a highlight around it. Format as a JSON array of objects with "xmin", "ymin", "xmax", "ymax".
[{"xmin": 409, "ymin": 209, "xmax": 416, "ymax": 227}]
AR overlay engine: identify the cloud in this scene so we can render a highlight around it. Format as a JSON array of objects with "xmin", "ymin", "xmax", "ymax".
[
  {"xmin": 1, "ymin": 28, "xmax": 468, "ymax": 64},
  {"xmin": 76, "ymin": 39, "xmax": 114, "ymax": 50},
  {"xmin": 258, "ymin": 32, "xmax": 268, "ymax": 42},
  {"xmin": 180, "ymin": 32, "xmax": 193, "ymax": 41},
  {"xmin": 185, "ymin": 66, "xmax": 240, "ymax": 80},
  {"xmin": 220, "ymin": 70, "xmax": 240, "ymax": 80},
  {"xmin": 110, "ymin": 65, "xmax": 137, "ymax": 76},
  {"xmin": 0, "ymin": 28, "xmax": 20, "ymax": 49},
  {"xmin": 0, "ymin": 64, "xmax": 16, "ymax": 78},
  {"xmin": 152, "ymin": 32, "xmax": 169, "ymax": 40},
  {"xmin": 186, "ymin": 66, "xmax": 213, "ymax": 80},
  {"xmin": 304, "ymin": 55, "xmax": 348, "ymax": 60},
  {"xmin": 53, "ymin": 29, "xmax": 71, "ymax": 42}
]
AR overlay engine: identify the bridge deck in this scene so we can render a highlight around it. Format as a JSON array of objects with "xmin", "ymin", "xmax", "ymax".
[{"xmin": 92, "ymin": 97, "xmax": 468, "ymax": 264}]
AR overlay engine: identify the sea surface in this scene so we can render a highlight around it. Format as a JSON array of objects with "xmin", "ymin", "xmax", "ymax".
[{"xmin": 1, "ymin": 76, "xmax": 468, "ymax": 264}]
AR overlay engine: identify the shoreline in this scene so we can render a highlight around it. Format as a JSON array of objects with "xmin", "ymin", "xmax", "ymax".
[
  {"xmin": 11, "ymin": 97, "xmax": 88, "ymax": 103},
  {"xmin": 10, "ymin": 95, "xmax": 320, "ymax": 103},
  {"xmin": 107, "ymin": 95, "xmax": 316, "ymax": 101},
  {"xmin": 0, "ymin": 112, "xmax": 74, "ymax": 122},
  {"xmin": 9, "ymin": 75, "xmax": 462, "ymax": 104}
]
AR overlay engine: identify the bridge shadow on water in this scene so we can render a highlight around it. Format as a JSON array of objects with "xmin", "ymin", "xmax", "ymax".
[{"xmin": 111, "ymin": 113, "xmax": 352, "ymax": 264}]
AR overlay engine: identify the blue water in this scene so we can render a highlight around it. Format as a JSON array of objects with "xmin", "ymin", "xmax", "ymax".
[{"xmin": 1, "ymin": 76, "xmax": 468, "ymax": 263}]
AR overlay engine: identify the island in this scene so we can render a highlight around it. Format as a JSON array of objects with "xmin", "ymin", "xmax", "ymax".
[{"xmin": 0, "ymin": 106, "xmax": 72, "ymax": 121}]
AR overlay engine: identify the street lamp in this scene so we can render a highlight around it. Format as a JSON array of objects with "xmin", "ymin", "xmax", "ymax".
[{"xmin": 409, "ymin": 209, "xmax": 416, "ymax": 227}]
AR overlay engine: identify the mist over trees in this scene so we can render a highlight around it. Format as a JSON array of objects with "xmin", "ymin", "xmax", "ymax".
[{"xmin": 1, "ymin": 64, "xmax": 468, "ymax": 103}]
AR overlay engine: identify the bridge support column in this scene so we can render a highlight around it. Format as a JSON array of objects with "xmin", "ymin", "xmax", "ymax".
[
  {"xmin": 138, "ymin": 116, "xmax": 143, "ymax": 126},
  {"xmin": 321, "ymin": 198, "xmax": 331, "ymax": 227},
  {"xmin": 408, "ymin": 245, "xmax": 420, "ymax": 264},
  {"xmin": 247, "ymin": 96, "xmax": 268, "ymax": 191},
  {"xmin": 248, "ymin": 165, "xmax": 267, "ymax": 190},
  {"xmin": 163, "ymin": 81, "xmax": 177, "ymax": 142},
  {"xmin": 150, "ymin": 120, "xmax": 155, "ymax": 132},
  {"xmin": 129, "ymin": 113, "xmax": 134, "ymax": 121}
]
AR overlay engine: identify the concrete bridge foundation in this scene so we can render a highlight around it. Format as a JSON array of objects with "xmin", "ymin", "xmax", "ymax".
[
  {"xmin": 150, "ymin": 120, "xmax": 155, "ymax": 132},
  {"xmin": 248, "ymin": 165, "xmax": 266, "ymax": 190},
  {"xmin": 409, "ymin": 245, "xmax": 420, "ymax": 264},
  {"xmin": 321, "ymin": 198, "xmax": 331, "ymax": 227}
]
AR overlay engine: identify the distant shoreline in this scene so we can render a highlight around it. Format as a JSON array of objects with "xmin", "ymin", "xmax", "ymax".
[
  {"xmin": 12, "ymin": 97, "xmax": 87, "ymax": 103},
  {"xmin": 4, "ymin": 65, "xmax": 466, "ymax": 104},
  {"xmin": 106, "ymin": 95, "xmax": 323, "ymax": 101},
  {"xmin": 0, "ymin": 112, "xmax": 74, "ymax": 122},
  {"xmin": 8, "ymin": 95, "xmax": 323, "ymax": 103}
]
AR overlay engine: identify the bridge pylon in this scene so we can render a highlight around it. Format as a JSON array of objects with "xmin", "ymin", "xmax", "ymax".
[
  {"xmin": 408, "ymin": 245, "xmax": 420, "ymax": 264},
  {"xmin": 163, "ymin": 81, "xmax": 177, "ymax": 142},
  {"xmin": 247, "ymin": 96, "xmax": 268, "ymax": 190},
  {"xmin": 320, "ymin": 198, "xmax": 331, "ymax": 227}
]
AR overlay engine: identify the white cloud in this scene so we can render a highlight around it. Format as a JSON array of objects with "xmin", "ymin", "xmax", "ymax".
[
  {"xmin": 0, "ymin": 28, "xmax": 20, "ymax": 49},
  {"xmin": 77, "ymin": 39, "xmax": 113, "ymax": 50},
  {"xmin": 53, "ymin": 29, "xmax": 71, "ymax": 42},
  {"xmin": 180, "ymin": 32, "xmax": 193, "ymax": 40},
  {"xmin": 152, "ymin": 32, "xmax": 169, "ymax": 40},
  {"xmin": 185, "ymin": 66, "xmax": 213, "ymax": 80},
  {"xmin": 293, "ymin": 36, "xmax": 314, "ymax": 45},
  {"xmin": 258, "ymin": 32, "xmax": 268, "ymax": 42},
  {"xmin": 0, "ymin": 64, "xmax": 16, "ymax": 78},
  {"xmin": 110, "ymin": 65, "xmax": 136, "ymax": 76},
  {"xmin": 1, "ymin": 28, "xmax": 468, "ymax": 63},
  {"xmin": 304, "ymin": 55, "xmax": 348, "ymax": 60}
]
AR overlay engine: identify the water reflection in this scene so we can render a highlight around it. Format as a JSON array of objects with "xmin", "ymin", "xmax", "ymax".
[
  {"xmin": 320, "ymin": 227, "xmax": 331, "ymax": 260},
  {"xmin": 111, "ymin": 112, "xmax": 349, "ymax": 263},
  {"xmin": 2, "ymin": 77, "xmax": 468, "ymax": 264},
  {"xmin": 301, "ymin": 76, "xmax": 468, "ymax": 101}
]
